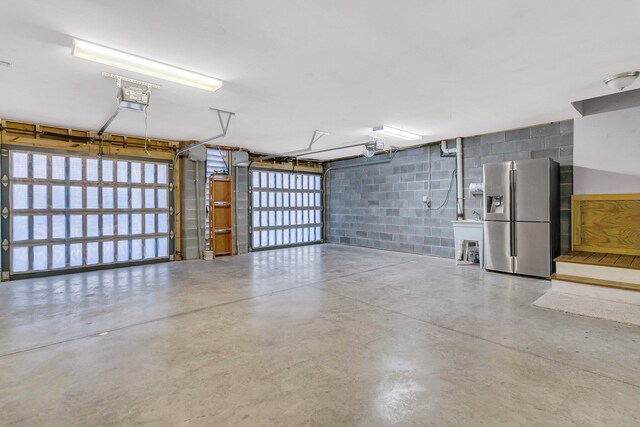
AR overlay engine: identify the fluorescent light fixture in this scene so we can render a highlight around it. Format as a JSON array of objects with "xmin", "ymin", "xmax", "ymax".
[
  {"xmin": 372, "ymin": 125, "xmax": 421, "ymax": 141},
  {"xmin": 72, "ymin": 39, "xmax": 223, "ymax": 92}
]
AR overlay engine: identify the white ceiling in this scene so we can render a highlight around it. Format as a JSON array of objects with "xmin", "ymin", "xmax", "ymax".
[{"xmin": 1, "ymin": 0, "xmax": 639, "ymax": 160}]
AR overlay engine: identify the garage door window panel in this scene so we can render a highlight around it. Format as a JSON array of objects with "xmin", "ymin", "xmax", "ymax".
[
  {"xmin": 5, "ymin": 150, "xmax": 172, "ymax": 277},
  {"xmin": 250, "ymin": 169, "xmax": 322, "ymax": 250}
]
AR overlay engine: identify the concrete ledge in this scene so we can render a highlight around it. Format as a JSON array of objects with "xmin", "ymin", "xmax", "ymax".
[{"xmin": 533, "ymin": 291, "xmax": 640, "ymax": 327}]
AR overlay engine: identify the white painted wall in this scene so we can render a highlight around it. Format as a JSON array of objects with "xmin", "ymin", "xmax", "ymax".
[{"xmin": 574, "ymin": 106, "xmax": 640, "ymax": 194}]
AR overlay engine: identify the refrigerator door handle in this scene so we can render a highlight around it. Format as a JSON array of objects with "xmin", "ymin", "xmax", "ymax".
[
  {"xmin": 510, "ymin": 169, "xmax": 517, "ymax": 221},
  {"xmin": 509, "ymin": 169, "xmax": 517, "ymax": 257}
]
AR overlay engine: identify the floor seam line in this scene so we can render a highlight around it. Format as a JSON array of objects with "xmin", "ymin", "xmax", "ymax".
[
  {"xmin": 0, "ymin": 258, "xmax": 418, "ymax": 359},
  {"xmin": 310, "ymin": 284, "xmax": 640, "ymax": 391},
  {"xmin": 0, "ymin": 283, "xmax": 311, "ymax": 359}
]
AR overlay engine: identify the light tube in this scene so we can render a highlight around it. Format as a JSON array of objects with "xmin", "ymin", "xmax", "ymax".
[
  {"xmin": 373, "ymin": 125, "xmax": 422, "ymax": 141},
  {"xmin": 72, "ymin": 39, "xmax": 223, "ymax": 92}
]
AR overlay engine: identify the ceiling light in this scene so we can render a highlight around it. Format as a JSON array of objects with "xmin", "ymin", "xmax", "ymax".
[
  {"xmin": 72, "ymin": 39, "xmax": 223, "ymax": 92},
  {"xmin": 603, "ymin": 71, "xmax": 639, "ymax": 91},
  {"xmin": 372, "ymin": 125, "xmax": 421, "ymax": 141}
]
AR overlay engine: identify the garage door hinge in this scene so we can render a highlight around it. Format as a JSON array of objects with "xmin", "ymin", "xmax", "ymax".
[
  {"xmin": 2, "ymin": 239, "xmax": 8, "ymax": 251},
  {"xmin": 1, "ymin": 149, "xmax": 8, "ymax": 157},
  {"xmin": 169, "ymin": 206, "xmax": 174, "ymax": 215},
  {"xmin": 1, "ymin": 175, "xmax": 7, "ymax": 187},
  {"xmin": 169, "ymin": 182, "xmax": 174, "ymax": 191},
  {"xmin": 170, "ymin": 230, "xmax": 174, "ymax": 239},
  {"xmin": 1, "ymin": 207, "xmax": 7, "ymax": 219}
]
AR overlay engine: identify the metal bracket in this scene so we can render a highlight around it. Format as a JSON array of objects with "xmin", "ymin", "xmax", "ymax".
[
  {"xmin": 2, "ymin": 239, "xmax": 8, "ymax": 251},
  {"xmin": 173, "ymin": 108, "xmax": 236, "ymax": 161},
  {"xmin": 1, "ymin": 207, "xmax": 7, "ymax": 219},
  {"xmin": 308, "ymin": 130, "xmax": 329, "ymax": 149},
  {"xmin": 170, "ymin": 230, "xmax": 175, "ymax": 239},
  {"xmin": 102, "ymin": 72, "xmax": 161, "ymax": 89},
  {"xmin": 211, "ymin": 107, "xmax": 235, "ymax": 136},
  {"xmin": 1, "ymin": 175, "xmax": 7, "ymax": 187}
]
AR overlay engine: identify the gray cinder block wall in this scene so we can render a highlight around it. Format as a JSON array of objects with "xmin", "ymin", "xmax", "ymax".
[{"xmin": 325, "ymin": 120, "xmax": 574, "ymax": 257}]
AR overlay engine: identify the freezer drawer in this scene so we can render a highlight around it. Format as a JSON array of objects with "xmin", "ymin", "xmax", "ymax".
[
  {"xmin": 484, "ymin": 221, "xmax": 513, "ymax": 273},
  {"xmin": 514, "ymin": 222, "xmax": 551, "ymax": 278}
]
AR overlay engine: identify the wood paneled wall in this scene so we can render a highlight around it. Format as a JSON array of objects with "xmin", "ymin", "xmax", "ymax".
[{"xmin": 572, "ymin": 194, "xmax": 640, "ymax": 256}]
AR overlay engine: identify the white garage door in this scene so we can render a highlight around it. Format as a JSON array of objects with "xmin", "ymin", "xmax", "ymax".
[
  {"xmin": 250, "ymin": 169, "xmax": 322, "ymax": 250},
  {"xmin": 3, "ymin": 149, "xmax": 173, "ymax": 278}
]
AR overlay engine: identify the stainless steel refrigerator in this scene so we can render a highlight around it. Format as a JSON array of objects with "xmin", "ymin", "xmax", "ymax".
[{"xmin": 483, "ymin": 158, "xmax": 560, "ymax": 278}]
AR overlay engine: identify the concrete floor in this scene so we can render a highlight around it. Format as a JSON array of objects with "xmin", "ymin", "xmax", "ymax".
[{"xmin": 1, "ymin": 244, "xmax": 639, "ymax": 426}]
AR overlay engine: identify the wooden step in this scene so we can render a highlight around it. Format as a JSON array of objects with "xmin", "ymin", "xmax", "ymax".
[
  {"xmin": 551, "ymin": 273, "xmax": 640, "ymax": 292},
  {"xmin": 556, "ymin": 257, "xmax": 640, "ymax": 285},
  {"xmin": 555, "ymin": 251, "xmax": 640, "ymax": 270}
]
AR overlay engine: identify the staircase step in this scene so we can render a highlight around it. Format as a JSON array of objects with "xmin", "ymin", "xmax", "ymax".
[
  {"xmin": 556, "ymin": 261, "xmax": 640, "ymax": 286},
  {"xmin": 551, "ymin": 273, "xmax": 640, "ymax": 292},
  {"xmin": 554, "ymin": 251, "xmax": 640, "ymax": 270}
]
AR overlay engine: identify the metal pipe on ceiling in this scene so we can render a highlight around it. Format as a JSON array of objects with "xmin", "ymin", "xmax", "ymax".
[{"xmin": 236, "ymin": 137, "xmax": 376, "ymax": 167}]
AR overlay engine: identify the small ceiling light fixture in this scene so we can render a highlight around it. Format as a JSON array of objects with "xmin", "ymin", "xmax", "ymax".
[
  {"xmin": 372, "ymin": 125, "xmax": 421, "ymax": 141},
  {"xmin": 603, "ymin": 71, "xmax": 639, "ymax": 91},
  {"xmin": 72, "ymin": 39, "xmax": 223, "ymax": 92}
]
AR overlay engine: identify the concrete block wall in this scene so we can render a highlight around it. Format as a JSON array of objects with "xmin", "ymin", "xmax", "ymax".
[{"xmin": 325, "ymin": 120, "xmax": 574, "ymax": 257}]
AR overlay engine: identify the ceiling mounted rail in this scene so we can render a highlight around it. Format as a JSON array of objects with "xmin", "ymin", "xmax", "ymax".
[{"xmin": 236, "ymin": 135, "xmax": 387, "ymax": 166}]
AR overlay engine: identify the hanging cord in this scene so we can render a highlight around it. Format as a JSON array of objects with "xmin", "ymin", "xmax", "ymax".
[
  {"xmin": 98, "ymin": 135, "xmax": 104, "ymax": 158},
  {"xmin": 144, "ymin": 101, "xmax": 151, "ymax": 156},
  {"xmin": 428, "ymin": 168, "xmax": 456, "ymax": 211},
  {"xmin": 216, "ymin": 146, "xmax": 228, "ymax": 173}
]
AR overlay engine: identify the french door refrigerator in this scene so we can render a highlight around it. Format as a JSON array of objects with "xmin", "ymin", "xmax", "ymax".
[{"xmin": 483, "ymin": 158, "xmax": 560, "ymax": 278}]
